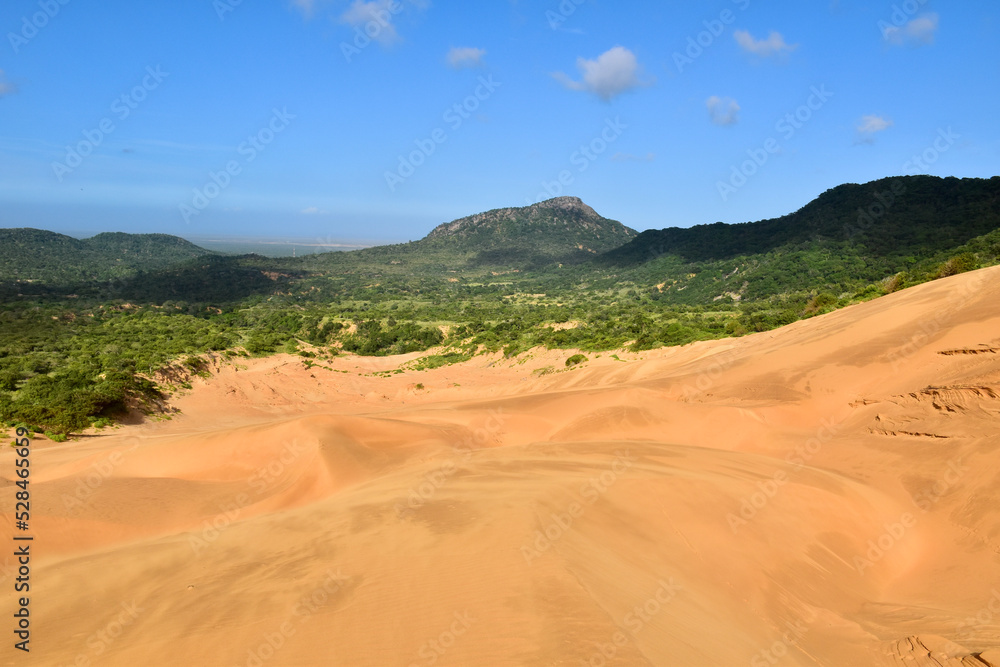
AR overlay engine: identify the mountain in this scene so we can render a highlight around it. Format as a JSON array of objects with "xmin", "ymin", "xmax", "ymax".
[
  {"xmin": 418, "ymin": 196, "xmax": 638, "ymax": 266},
  {"xmin": 295, "ymin": 196, "xmax": 638, "ymax": 274},
  {"xmin": 0, "ymin": 229, "xmax": 215, "ymax": 285}
]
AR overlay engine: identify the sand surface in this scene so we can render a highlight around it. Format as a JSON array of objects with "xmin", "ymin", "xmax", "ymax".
[{"xmin": 3, "ymin": 266, "xmax": 1000, "ymax": 666}]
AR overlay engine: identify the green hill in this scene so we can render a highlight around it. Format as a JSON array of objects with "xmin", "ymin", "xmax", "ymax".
[
  {"xmin": 420, "ymin": 196, "xmax": 637, "ymax": 266},
  {"xmin": 0, "ymin": 229, "xmax": 215, "ymax": 285},
  {"xmin": 605, "ymin": 176, "xmax": 1000, "ymax": 263},
  {"xmin": 295, "ymin": 196, "xmax": 638, "ymax": 274},
  {"xmin": 590, "ymin": 175, "xmax": 1000, "ymax": 303}
]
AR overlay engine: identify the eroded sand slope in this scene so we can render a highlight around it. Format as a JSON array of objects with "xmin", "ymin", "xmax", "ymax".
[{"xmin": 3, "ymin": 266, "xmax": 1000, "ymax": 666}]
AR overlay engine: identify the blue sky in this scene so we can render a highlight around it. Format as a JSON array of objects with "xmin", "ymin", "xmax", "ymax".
[{"xmin": 0, "ymin": 0, "xmax": 997, "ymax": 242}]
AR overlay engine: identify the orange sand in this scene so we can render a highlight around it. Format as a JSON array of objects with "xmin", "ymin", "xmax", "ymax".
[{"xmin": 3, "ymin": 266, "xmax": 1000, "ymax": 666}]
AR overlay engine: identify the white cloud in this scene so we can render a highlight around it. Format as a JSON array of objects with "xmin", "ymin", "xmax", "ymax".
[
  {"xmin": 340, "ymin": 0, "xmax": 402, "ymax": 45},
  {"xmin": 447, "ymin": 47, "xmax": 486, "ymax": 69},
  {"xmin": 553, "ymin": 46, "xmax": 651, "ymax": 101},
  {"xmin": 857, "ymin": 115, "xmax": 893, "ymax": 134},
  {"xmin": 734, "ymin": 30, "xmax": 798, "ymax": 57},
  {"xmin": 706, "ymin": 96, "xmax": 740, "ymax": 126},
  {"xmin": 883, "ymin": 13, "xmax": 938, "ymax": 46},
  {"xmin": 0, "ymin": 70, "xmax": 16, "ymax": 98},
  {"xmin": 301, "ymin": 207, "xmax": 321, "ymax": 214},
  {"xmin": 855, "ymin": 114, "xmax": 893, "ymax": 144},
  {"xmin": 289, "ymin": 0, "xmax": 315, "ymax": 18}
]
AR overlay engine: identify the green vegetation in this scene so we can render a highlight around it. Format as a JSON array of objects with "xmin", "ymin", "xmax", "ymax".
[
  {"xmin": 565, "ymin": 354, "xmax": 588, "ymax": 367},
  {"xmin": 0, "ymin": 229, "xmax": 214, "ymax": 285},
  {"xmin": 2, "ymin": 175, "xmax": 999, "ymax": 436}
]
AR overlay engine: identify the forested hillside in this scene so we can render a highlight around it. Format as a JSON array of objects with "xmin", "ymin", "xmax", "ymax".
[{"xmin": 0, "ymin": 229, "xmax": 215, "ymax": 284}]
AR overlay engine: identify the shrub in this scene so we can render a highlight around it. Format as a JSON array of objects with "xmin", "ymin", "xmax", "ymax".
[
  {"xmin": 934, "ymin": 252, "xmax": 978, "ymax": 279},
  {"xmin": 804, "ymin": 292, "xmax": 837, "ymax": 315},
  {"xmin": 565, "ymin": 354, "xmax": 587, "ymax": 367},
  {"xmin": 881, "ymin": 272, "xmax": 906, "ymax": 294},
  {"xmin": 724, "ymin": 319, "xmax": 747, "ymax": 336}
]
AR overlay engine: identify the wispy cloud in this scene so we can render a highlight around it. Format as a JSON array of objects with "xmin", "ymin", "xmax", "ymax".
[
  {"xmin": 858, "ymin": 115, "xmax": 892, "ymax": 134},
  {"xmin": 301, "ymin": 206, "xmax": 325, "ymax": 214},
  {"xmin": 128, "ymin": 139, "xmax": 233, "ymax": 154},
  {"xmin": 883, "ymin": 13, "xmax": 938, "ymax": 46},
  {"xmin": 553, "ymin": 46, "xmax": 652, "ymax": 101},
  {"xmin": 855, "ymin": 114, "xmax": 893, "ymax": 144},
  {"xmin": 339, "ymin": 0, "xmax": 403, "ymax": 45},
  {"xmin": 289, "ymin": 0, "xmax": 316, "ymax": 19},
  {"xmin": 447, "ymin": 47, "xmax": 486, "ymax": 69},
  {"xmin": 706, "ymin": 96, "xmax": 740, "ymax": 126},
  {"xmin": 734, "ymin": 30, "xmax": 798, "ymax": 57}
]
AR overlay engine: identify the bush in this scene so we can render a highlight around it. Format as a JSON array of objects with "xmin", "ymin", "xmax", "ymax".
[
  {"xmin": 804, "ymin": 292, "xmax": 837, "ymax": 315},
  {"xmin": 341, "ymin": 320, "xmax": 443, "ymax": 356},
  {"xmin": 881, "ymin": 272, "xmax": 906, "ymax": 294},
  {"xmin": 724, "ymin": 319, "xmax": 747, "ymax": 336},
  {"xmin": 934, "ymin": 252, "xmax": 978, "ymax": 279},
  {"xmin": 565, "ymin": 354, "xmax": 587, "ymax": 367},
  {"xmin": 183, "ymin": 356, "xmax": 205, "ymax": 371}
]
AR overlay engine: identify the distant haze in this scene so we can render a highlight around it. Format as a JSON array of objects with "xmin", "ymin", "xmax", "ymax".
[{"xmin": 181, "ymin": 235, "xmax": 388, "ymax": 257}]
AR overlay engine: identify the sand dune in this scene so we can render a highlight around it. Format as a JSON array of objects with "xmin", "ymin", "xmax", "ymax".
[{"xmin": 4, "ymin": 266, "xmax": 1000, "ymax": 666}]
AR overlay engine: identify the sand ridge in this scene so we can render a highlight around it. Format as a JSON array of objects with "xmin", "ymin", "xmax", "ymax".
[{"xmin": 3, "ymin": 266, "xmax": 1000, "ymax": 666}]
